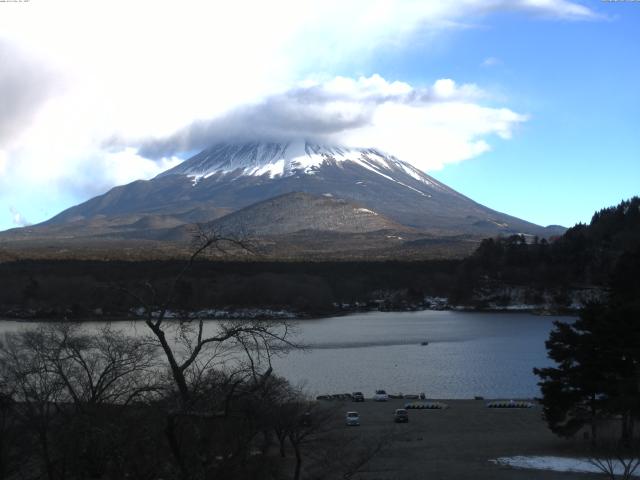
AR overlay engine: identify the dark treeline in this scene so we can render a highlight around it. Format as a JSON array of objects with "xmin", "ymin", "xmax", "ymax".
[
  {"xmin": 1, "ymin": 197, "xmax": 639, "ymax": 317},
  {"xmin": 0, "ymin": 259, "xmax": 460, "ymax": 318},
  {"xmin": 452, "ymin": 197, "xmax": 640, "ymax": 303}
]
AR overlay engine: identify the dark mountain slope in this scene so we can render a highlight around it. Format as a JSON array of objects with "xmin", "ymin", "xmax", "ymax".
[
  {"xmin": 210, "ymin": 192, "xmax": 410, "ymax": 236},
  {"xmin": 37, "ymin": 140, "xmax": 558, "ymax": 239}
]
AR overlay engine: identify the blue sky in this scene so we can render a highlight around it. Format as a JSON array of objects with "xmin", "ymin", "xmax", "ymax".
[
  {"xmin": 434, "ymin": 5, "xmax": 640, "ymax": 227},
  {"xmin": 335, "ymin": 3, "xmax": 640, "ymax": 227},
  {"xmin": 0, "ymin": 0, "xmax": 638, "ymax": 230}
]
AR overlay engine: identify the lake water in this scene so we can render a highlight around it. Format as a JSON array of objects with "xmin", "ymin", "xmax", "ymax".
[{"xmin": 0, "ymin": 310, "xmax": 568, "ymax": 399}]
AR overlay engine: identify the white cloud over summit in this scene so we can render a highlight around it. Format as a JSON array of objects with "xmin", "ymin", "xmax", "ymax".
[
  {"xmin": 134, "ymin": 75, "xmax": 527, "ymax": 171},
  {"xmin": 0, "ymin": 0, "xmax": 597, "ymax": 228}
]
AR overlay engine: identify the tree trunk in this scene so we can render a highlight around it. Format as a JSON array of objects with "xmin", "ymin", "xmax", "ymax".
[
  {"xmin": 147, "ymin": 322, "xmax": 190, "ymax": 406},
  {"xmin": 0, "ymin": 418, "xmax": 5, "ymax": 480},
  {"xmin": 276, "ymin": 431, "xmax": 286, "ymax": 458},
  {"xmin": 590, "ymin": 397, "xmax": 598, "ymax": 446},
  {"xmin": 290, "ymin": 436, "xmax": 302, "ymax": 480},
  {"xmin": 165, "ymin": 413, "xmax": 190, "ymax": 480},
  {"xmin": 261, "ymin": 430, "xmax": 272, "ymax": 455},
  {"xmin": 621, "ymin": 412, "xmax": 632, "ymax": 447},
  {"xmin": 38, "ymin": 430, "xmax": 55, "ymax": 480}
]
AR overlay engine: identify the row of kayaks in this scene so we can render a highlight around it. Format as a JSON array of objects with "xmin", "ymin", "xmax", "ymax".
[
  {"xmin": 400, "ymin": 400, "xmax": 534, "ymax": 409},
  {"xmin": 316, "ymin": 395, "xmax": 535, "ymax": 409},
  {"xmin": 316, "ymin": 394, "xmax": 353, "ymax": 400},
  {"xmin": 486, "ymin": 400, "xmax": 534, "ymax": 408},
  {"xmin": 316, "ymin": 393, "xmax": 426, "ymax": 400},
  {"xmin": 404, "ymin": 402, "xmax": 448, "ymax": 409}
]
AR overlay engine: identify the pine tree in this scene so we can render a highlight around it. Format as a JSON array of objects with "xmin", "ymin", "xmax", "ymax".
[
  {"xmin": 534, "ymin": 304, "xmax": 610, "ymax": 442},
  {"xmin": 534, "ymin": 250, "xmax": 640, "ymax": 444}
]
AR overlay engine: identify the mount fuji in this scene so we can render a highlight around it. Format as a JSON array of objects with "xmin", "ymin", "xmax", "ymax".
[{"xmin": 3, "ymin": 140, "xmax": 564, "ymax": 258}]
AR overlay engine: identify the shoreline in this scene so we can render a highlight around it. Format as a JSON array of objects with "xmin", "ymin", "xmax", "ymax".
[{"xmin": 0, "ymin": 302, "xmax": 579, "ymax": 322}]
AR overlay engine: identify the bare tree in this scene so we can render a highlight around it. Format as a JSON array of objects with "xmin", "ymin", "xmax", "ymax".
[
  {"xmin": 588, "ymin": 439, "xmax": 640, "ymax": 480},
  {"xmin": 121, "ymin": 225, "xmax": 298, "ymax": 479},
  {"xmin": 287, "ymin": 400, "xmax": 337, "ymax": 480},
  {"xmin": 0, "ymin": 228, "xmax": 306, "ymax": 480},
  {"xmin": 0, "ymin": 324, "xmax": 160, "ymax": 480},
  {"xmin": 1, "ymin": 329, "xmax": 67, "ymax": 480},
  {"xmin": 257, "ymin": 378, "xmax": 391, "ymax": 480},
  {"xmin": 302, "ymin": 428, "xmax": 393, "ymax": 480},
  {"xmin": 255, "ymin": 378, "xmax": 338, "ymax": 479},
  {"xmin": 124, "ymin": 225, "xmax": 296, "ymax": 408},
  {"xmin": 35, "ymin": 323, "xmax": 159, "ymax": 408},
  {"xmin": 0, "ymin": 366, "xmax": 15, "ymax": 480}
]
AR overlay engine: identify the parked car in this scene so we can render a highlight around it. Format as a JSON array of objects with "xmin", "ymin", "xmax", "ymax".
[
  {"xmin": 352, "ymin": 392, "xmax": 365, "ymax": 402},
  {"xmin": 393, "ymin": 408, "xmax": 409, "ymax": 423},
  {"xmin": 373, "ymin": 389, "xmax": 389, "ymax": 401},
  {"xmin": 345, "ymin": 411, "xmax": 360, "ymax": 426}
]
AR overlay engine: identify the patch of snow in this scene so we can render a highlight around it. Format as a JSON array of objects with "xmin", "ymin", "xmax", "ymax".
[
  {"xmin": 393, "ymin": 179, "xmax": 429, "ymax": 197},
  {"xmin": 500, "ymin": 304, "xmax": 539, "ymax": 311},
  {"xmin": 322, "ymin": 193, "xmax": 333, "ymax": 197},
  {"xmin": 251, "ymin": 158, "xmax": 285, "ymax": 177},
  {"xmin": 352, "ymin": 155, "xmax": 397, "ymax": 181},
  {"xmin": 490, "ymin": 220, "xmax": 509, "ymax": 228},
  {"xmin": 348, "ymin": 154, "xmax": 430, "ymax": 197},
  {"xmin": 423, "ymin": 296, "xmax": 449, "ymax": 310},
  {"xmin": 131, "ymin": 307, "xmax": 296, "ymax": 320},
  {"xmin": 394, "ymin": 159, "xmax": 448, "ymax": 191},
  {"xmin": 397, "ymin": 162, "xmax": 438, "ymax": 189},
  {"xmin": 400, "ymin": 162, "xmax": 427, "ymax": 182},
  {"xmin": 491, "ymin": 456, "xmax": 640, "ymax": 476},
  {"xmin": 289, "ymin": 152, "xmax": 325, "ymax": 172},
  {"xmin": 355, "ymin": 208, "xmax": 377, "ymax": 215}
]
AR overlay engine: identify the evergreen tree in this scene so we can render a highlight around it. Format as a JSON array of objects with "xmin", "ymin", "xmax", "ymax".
[
  {"xmin": 534, "ymin": 249, "xmax": 640, "ymax": 444},
  {"xmin": 534, "ymin": 304, "xmax": 610, "ymax": 442}
]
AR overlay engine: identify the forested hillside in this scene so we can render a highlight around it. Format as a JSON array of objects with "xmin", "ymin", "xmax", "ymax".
[{"xmin": 452, "ymin": 197, "xmax": 640, "ymax": 305}]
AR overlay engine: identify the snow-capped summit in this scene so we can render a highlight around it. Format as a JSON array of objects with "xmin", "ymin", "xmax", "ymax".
[{"xmin": 157, "ymin": 140, "xmax": 447, "ymax": 193}]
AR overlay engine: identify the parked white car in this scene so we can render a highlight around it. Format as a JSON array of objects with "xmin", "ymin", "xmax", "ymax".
[
  {"xmin": 345, "ymin": 411, "xmax": 360, "ymax": 426},
  {"xmin": 373, "ymin": 389, "xmax": 389, "ymax": 401}
]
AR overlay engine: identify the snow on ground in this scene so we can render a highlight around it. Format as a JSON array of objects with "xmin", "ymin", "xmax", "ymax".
[
  {"xmin": 355, "ymin": 208, "xmax": 377, "ymax": 215},
  {"xmin": 250, "ymin": 158, "xmax": 285, "ymax": 177},
  {"xmin": 490, "ymin": 456, "xmax": 640, "ymax": 476}
]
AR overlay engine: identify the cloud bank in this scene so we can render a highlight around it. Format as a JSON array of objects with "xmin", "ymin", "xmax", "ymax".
[
  {"xmin": 133, "ymin": 75, "xmax": 527, "ymax": 171},
  {"xmin": 0, "ymin": 39, "xmax": 63, "ymax": 149}
]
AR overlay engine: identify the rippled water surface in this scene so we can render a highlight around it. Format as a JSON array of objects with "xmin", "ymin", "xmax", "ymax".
[{"xmin": 0, "ymin": 310, "xmax": 568, "ymax": 399}]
